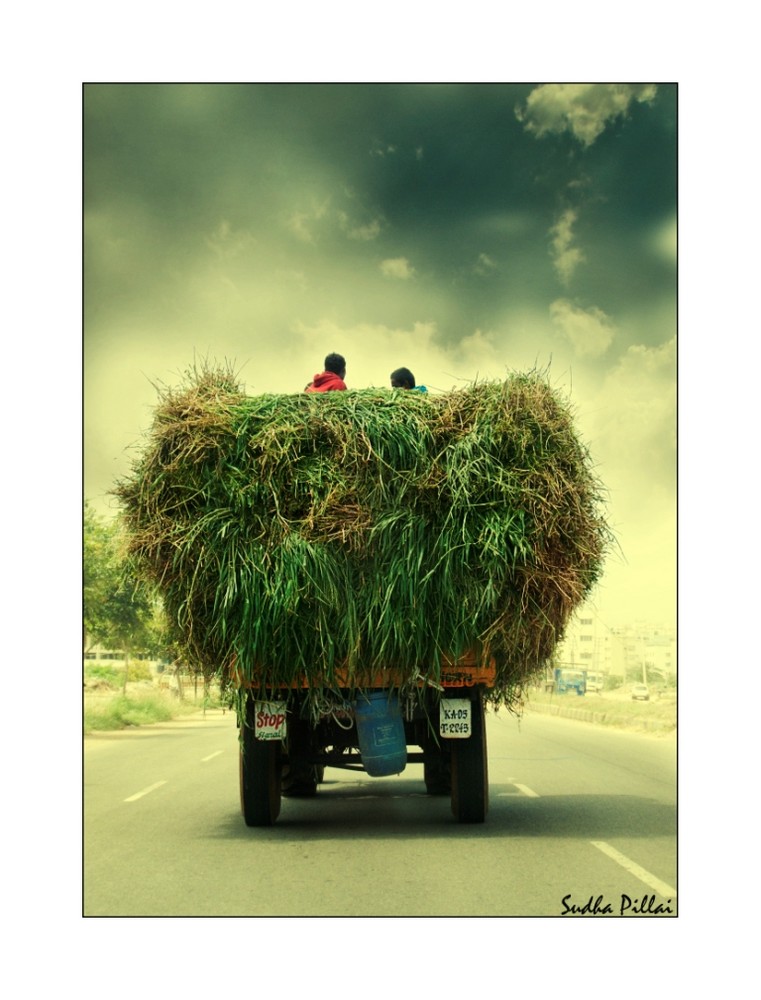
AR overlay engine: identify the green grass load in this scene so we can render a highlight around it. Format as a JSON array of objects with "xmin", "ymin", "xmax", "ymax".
[{"xmin": 116, "ymin": 365, "xmax": 611, "ymax": 708}]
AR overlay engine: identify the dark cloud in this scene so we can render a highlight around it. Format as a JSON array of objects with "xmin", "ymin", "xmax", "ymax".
[
  {"xmin": 85, "ymin": 83, "xmax": 676, "ymax": 333},
  {"xmin": 84, "ymin": 83, "xmax": 677, "ymax": 626}
]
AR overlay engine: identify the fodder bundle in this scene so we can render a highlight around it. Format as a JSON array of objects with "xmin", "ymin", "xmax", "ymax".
[{"xmin": 116, "ymin": 365, "xmax": 611, "ymax": 704}]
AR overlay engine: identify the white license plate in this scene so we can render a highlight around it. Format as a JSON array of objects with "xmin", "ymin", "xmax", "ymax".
[
  {"xmin": 440, "ymin": 698, "xmax": 471, "ymax": 738},
  {"xmin": 254, "ymin": 701, "xmax": 287, "ymax": 740}
]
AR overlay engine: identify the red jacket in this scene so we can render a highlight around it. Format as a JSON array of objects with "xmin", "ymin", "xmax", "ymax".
[{"xmin": 305, "ymin": 371, "xmax": 347, "ymax": 392}]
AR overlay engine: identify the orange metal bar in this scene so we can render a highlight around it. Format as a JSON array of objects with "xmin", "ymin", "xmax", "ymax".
[{"xmin": 229, "ymin": 651, "xmax": 497, "ymax": 690}]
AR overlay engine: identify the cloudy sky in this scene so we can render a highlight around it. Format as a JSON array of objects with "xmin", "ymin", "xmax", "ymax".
[{"xmin": 84, "ymin": 83, "xmax": 676, "ymax": 630}]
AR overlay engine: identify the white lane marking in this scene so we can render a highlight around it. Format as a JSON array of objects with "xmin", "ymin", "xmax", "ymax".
[
  {"xmin": 497, "ymin": 783, "xmax": 540, "ymax": 797},
  {"xmin": 513, "ymin": 783, "xmax": 540, "ymax": 798},
  {"xmin": 498, "ymin": 779, "xmax": 540, "ymax": 797},
  {"xmin": 124, "ymin": 781, "xmax": 167, "ymax": 802},
  {"xmin": 201, "ymin": 751, "xmax": 223, "ymax": 762},
  {"xmin": 591, "ymin": 841, "xmax": 677, "ymax": 898}
]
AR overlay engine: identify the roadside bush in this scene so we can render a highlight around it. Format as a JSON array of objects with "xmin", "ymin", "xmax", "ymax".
[
  {"xmin": 84, "ymin": 661, "xmax": 154, "ymax": 686},
  {"xmin": 84, "ymin": 691, "xmax": 186, "ymax": 732},
  {"xmin": 127, "ymin": 660, "xmax": 153, "ymax": 682},
  {"xmin": 84, "ymin": 663, "xmax": 123, "ymax": 687}
]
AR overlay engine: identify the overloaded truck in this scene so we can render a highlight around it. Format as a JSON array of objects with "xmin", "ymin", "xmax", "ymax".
[
  {"xmin": 116, "ymin": 367, "xmax": 610, "ymax": 827},
  {"xmin": 236, "ymin": 652, "xmax": 495, "ymax": 826}
]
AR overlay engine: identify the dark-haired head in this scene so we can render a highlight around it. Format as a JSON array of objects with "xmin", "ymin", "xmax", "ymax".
[
  {"xmin": 325, "ymin": 353, "xmax": 346, "ymax": 377},
  {"xmin": 390, "ymin": 367, "xmax": 415, "ymax": 389}
]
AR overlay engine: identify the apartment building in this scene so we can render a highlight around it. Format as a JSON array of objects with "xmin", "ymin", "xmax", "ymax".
[{"xmin": 558, "ymin": 611, "xmax": 676, "ymax": 685}]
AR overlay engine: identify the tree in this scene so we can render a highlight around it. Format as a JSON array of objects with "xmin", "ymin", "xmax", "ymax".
[
  {"xmin": 84, "ymin": 501, "xmax": 121, "ymax": 653},
  {"xmin": 83, "ymin": 502, "xmax": 165, "ymax": 672}
]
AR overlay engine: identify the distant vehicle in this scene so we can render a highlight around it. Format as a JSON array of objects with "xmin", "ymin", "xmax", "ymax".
[
  {"xmin": 631, "ymin": 683, "xmax": 650, "ymax": 701},
  {"xmin": 554, "ymin": 668, "xmax": 586, "ymax": 695},
  {"xmin": 585, "ymin": 671, "xmax": 604, "ymax": 693}
]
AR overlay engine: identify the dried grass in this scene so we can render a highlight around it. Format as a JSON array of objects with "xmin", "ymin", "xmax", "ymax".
[{"xmin": 115, "ymin": 364, "xmax": 612, "ymax": 705}]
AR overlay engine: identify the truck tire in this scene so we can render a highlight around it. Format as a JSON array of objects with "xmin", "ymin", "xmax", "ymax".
[
  {"xmin": 450, "ymin": 689, "xmax": 488, "ymax": 823},
  {"xmin": 281, "ymin": 763, "xmax": 318, "ymax": 796},
  {"xmin": 282, "ymin": 715, "xmax": 319, "ymax": 797},
  {"xmin": 240, "ymin": 710, "xmax": 282, "ymax": 827},
  {"xmin": 424, "ymin": 747, "xmax": 451, "ymax": 795}
]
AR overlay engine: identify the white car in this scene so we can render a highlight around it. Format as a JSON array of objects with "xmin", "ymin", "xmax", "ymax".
[{"xmin": 631, "ymin": 683, "xmax": 650, "ymax": 701}]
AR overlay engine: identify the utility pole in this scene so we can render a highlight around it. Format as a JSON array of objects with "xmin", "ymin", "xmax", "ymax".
[{"xmin": 640, "ymin": 634, "xmax": 648, "ymax": 685}]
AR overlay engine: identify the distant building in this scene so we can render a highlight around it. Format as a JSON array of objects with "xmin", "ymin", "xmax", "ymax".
[
  {"xmin": 84, "ymin": 642, "xmax": 162, "ymax": 669},
  {"xmin": 557, "ymin": 610, "xmax": 676, "ymax": 685}
]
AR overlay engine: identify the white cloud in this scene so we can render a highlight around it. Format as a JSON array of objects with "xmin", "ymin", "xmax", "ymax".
[
  {"xmin": 455, "ymin": 328, "xmax": 509, "ymax": 377},
  {"xmin": 562, "ymin": 336, "xmax": 677, "ymax": 627},
  {"xmin": 647, "ymin": 214, "xmax": 677, "ymax": 264},
  {"xmin": 590, "ymin": 338, "xmax": 676, "ymax": 451},
  {"xmin": 287, "ymin": 211, "xmax": 315, "ymax": 244},
  {"xmin": 549, "ymin": 208, "xmax": 585, "ymax": 285},
  {"xmin": 287, "ymin": 200, "xmax": 384, "ymax": 245},
  {"xmin": 293, "ymin": 317, "xmax": 552, "ymax": 394},
  {"xmin": 338, "ymin": 212, "xmax": 382, "ymax": 241},
  {"xmin": 380, "ymin": 257, "xmax": 416, "ymax": 279},
  {"xmin": 578, "ymin": 336, "xmax": 676, "ymax": 503},
  {"xmin": 550, "ymin": 298, "xmax": 615, "ymax": 358},
  {"xmin": 293, "ymin": 318, "xmax": 441, "ymax": 389},
  {"xmin": 516, "ymin": 84, "xmax": 658, "ymax": 147},
  {"xmin": 370, "ymin": 141, "xmax": 397, "ymax": 157},
  {"xmin": 206, "ymin": 219, "xmax": 257, "ymax": 259},
  {"xmin": 473, "ymin": 253, "xmax": 498, "ymax": 276},
  {"xmin": 286, "ymin": 198, "xmax": 331, "ymax": 244}
]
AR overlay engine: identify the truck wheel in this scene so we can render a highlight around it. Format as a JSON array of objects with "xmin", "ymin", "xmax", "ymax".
[
  {"xmin": 450, "ymin": 690, "xmax": 488, "ymax": 823},
  {"xmin": 281, "ymin": 762, "xmax": 318, "ymax": 797},
  {"xmin": 282, "ymin": 715, "xmax": 319, "ymax": 797},
  {"xmin": 240, "ymin": 711, "xmax": 282, "ymax": 827},
  {"xmin": 424, "ymin": 748, "xmax": 451, "ymax": 795}
]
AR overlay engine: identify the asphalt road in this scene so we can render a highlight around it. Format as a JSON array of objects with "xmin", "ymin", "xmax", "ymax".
[{"xmin": 84, "ymin": 706, "xmax": 676, "ymax": 917}]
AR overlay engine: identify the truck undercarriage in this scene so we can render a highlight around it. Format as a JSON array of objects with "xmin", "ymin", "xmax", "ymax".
[{"xmin": 239, "ymin": 683, "xmax": 489, "ymax": 826}]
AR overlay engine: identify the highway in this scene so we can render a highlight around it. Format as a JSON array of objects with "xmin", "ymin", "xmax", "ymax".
[{"xmin": 84, "ymin": 706, "xmax": 676, "ymax": 916}]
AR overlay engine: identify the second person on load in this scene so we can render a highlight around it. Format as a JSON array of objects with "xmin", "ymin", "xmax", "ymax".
[{"xmin": 390, "ymin": 367, "xmax": 427, "ymax": 392}]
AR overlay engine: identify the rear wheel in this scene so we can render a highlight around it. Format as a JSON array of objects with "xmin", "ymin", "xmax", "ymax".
[
  {"xmin": 282, "ymin": 715, "xmax": 319, "ymax": 797},
  {"xmin": 450, "ymin": 689, "xmax": 488, "ymax": 823},
  {"xmin": 240, "ymin": 702, "xmax": 282, "ymax": 826},
  {"xmin": 424, "ymin": 746, "xmax": 451, "ymax": 795}
]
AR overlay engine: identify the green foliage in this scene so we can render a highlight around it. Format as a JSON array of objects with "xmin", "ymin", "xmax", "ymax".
[
  {"xmin": 84, "ymin": 663, "xmax": 124, "ymax": 687},
  {"xmin": 84, "ymin": 692, "xmax": 178, "ymax": 732},
  {"xmin": 83, "ymin": 686, "xmax": 222, "ymax": 732},
  {"xmin": 84, "ymin": 661, "xmax": 153, "ymax": 690},
  {"xmin": 84, "ymin": 502, "xmax": 175, "ymax": 659},
  {"xmin": 127, "ymin": 660, "xmax": 152, "ymax": 682},
  {"xmin": 115, "ymin": 365, "xmax": 612, "ymax": 699},
  {"xmin": 526, "ymin": 687, "xmax": 675, "ymax": 734},
  {"xmin": 84, "ymin": 501, "xmax": 121, "ymax": 649}
]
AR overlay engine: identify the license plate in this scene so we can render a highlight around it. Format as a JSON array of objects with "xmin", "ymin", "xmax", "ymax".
[
  {"xmin": 440, "ymin": 698, "xmax": 471, "ymax": 738},
  {"xmin": 254, "ymin": 701, "xmax": 287, "ymax": 740}
]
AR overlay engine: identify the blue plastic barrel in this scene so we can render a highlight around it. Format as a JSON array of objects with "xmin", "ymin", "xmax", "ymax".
[{"xmin": 354, "ymin": 691, "xmax": 407, "ymax": 776}]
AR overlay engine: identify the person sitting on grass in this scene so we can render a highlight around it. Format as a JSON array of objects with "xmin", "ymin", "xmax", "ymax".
[
  {"xmin": 305, "ymin": 353, "xmax": 347, "ymax": 392},
  {"xmin": 390, "ymin": 367, "xmax": 427, "ymax": 392}
]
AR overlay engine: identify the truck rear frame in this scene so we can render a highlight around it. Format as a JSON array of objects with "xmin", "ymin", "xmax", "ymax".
[{"xmin": 237, "ymin": 657, "xmax": 493, "ymax": 827}]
